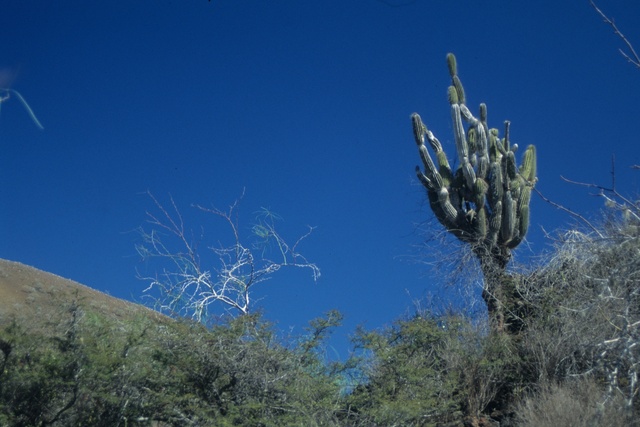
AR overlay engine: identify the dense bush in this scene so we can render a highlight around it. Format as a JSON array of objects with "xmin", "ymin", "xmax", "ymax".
[
  {"xmin": 0, "ymin": 304, "xmax": 344, "ymax": 426},
  {"xmin": 2, "ymin": 200, "xmax": 639, "ymax": 425},
  {"xmin": 511, "ymin": 203, "xmax": 640, "ymax": 424},
  {"xmin": 341, "ymin": 312, "xmax": 522, "ymax": 426}
]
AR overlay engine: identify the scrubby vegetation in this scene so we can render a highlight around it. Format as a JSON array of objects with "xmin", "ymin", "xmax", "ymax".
[
  {"xmin": 1, "ymin": 195, "xmax": 639, "ymax": 425},
  {"xmin": 2, "ymin": 45, "xmax": 638, "ymax": 426},
  {"xmin": 0, "ymin": 303, "xmax": 347, "ymax": 426}
]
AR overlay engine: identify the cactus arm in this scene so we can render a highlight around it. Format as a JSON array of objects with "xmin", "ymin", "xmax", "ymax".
[
  {"xmin": 423, "ymin": 126, "xmax": 454, "ymax": 186},
  {"xmin": 501, "ymin": 192, "xmax": 517, "ymax": 244},
  {"xmin": 487, "ymin": 200, "xmax": 503, "ymax": 246},
  {"xmin": 452, "ymin": 104, "xmax": 477, "ymax": 190},
  {"xmin": 412, "ymin": 113, "xmax": 444, "ymax": 189},
  {"xmin": 519, "ymin": 145, "xmax": 537, "ymax": 182},
  {"xmin": 447, "ymin": 54, "xmax": 465, "ymax": 104},
  {"xmin": 412, "ymin": 53, "xmax": 537, "ymax": 267},
  {"xmin": 437, "ymin": 188, "xmax": 459, "ymax": 224},
  {"xmin": 412, "ymin": 113, "xmax": 459, "ymax": 226}
]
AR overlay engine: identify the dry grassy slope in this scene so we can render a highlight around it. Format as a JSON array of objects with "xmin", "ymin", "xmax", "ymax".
[{"xmin": 0, "ymin": 258, "xmax": 167, "ymax": 329}]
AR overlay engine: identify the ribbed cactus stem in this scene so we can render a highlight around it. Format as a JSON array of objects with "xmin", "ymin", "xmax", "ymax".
[
  {"xmin": 520, "ymin": 145, "xmax": 537, "ymax": 182},
  {"xmin": 488, "ymin": 200, "xmax": 502, "ymax": 242},
  {"xmin": 451, "ymin": 105, "xmax": 468, "ymax": 158},
  {"xmin": 493, "ymin": 129, "xmax": 507, "ymax": 156},
  {"xmin": 436, "ymin": 151, "xmax": 453, "ymax": 186},
  {"xmin": 518, "ymin": 185, "xmax": 532, "ymax": 208},
  {"xmin": 460, "ymin": 104, "xmax": 477, "ymax": 125},
  {"xmin": 503, "ymin": 121, "xmax": 511, "ymax": 152},
  {"xmin": 418, "ymin": 145, "xmax": 443, "ymax": 189},
  {"xmin": 488, "ymin": 162, "xmax": 503, "ymax": 209},
  {"xmin": 468, "ymin": 127, "xmax": 477, "ymax": 152},
  {"xmin": 426, "ymin": 130, "xmax": 443, "ymax": 152},
  {"xmin": 412, "ymin": 113, "xmax": 425, "ymax": 146},
  {"xmin": 516, "ymin": 206, "xmax": 530, "ymax": 243},
  {"xmin": 438, "ymin": 188, "xmax": 458, "ymax": 223},
  {"xmin": 504, "ymin": 151, "xmax": 517, "ymax": 181},
  {"xmin": 411, "ymin": 52, "xmax": 537, "ymax": 280},
  {"xmin": 476, "ymin": 124, "xmax": 488, "ymax": 153},
  {"xmin": 501, "ymin": 192, "xmax": 516, "ymax": 243},
  {"xmin": 476, "ymin": 126, "xmax": 489, "ymax": 179},
  {"xmin": 448, "ymin": 86, "xmax": 459, "ymax": 105},
  {"xmin": 452, "ymin": 75, "xmax": 465, "ymax": 105},
  {"xmin": 479, "ymin": 103, "xmax": 487, "ymax": 122},
  {"xmin": 446, "ymin": 53, "xmax": 457, "ymax": 77},
  {"xmin": 416, "ymin": 167, "xmax": 431, "ymax": 189},
  {"xmin": 476, "ymin": 207, "xmax": 488, "ymax": 240}
]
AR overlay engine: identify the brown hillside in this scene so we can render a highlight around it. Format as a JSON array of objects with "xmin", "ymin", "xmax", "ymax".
[{"xmin": 0, "ymin": 258, "xmax": 167, "ymax": 329}]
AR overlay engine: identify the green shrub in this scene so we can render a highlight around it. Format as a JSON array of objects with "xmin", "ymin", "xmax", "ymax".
[
  {"xmin": 344, "ymin": 312, "xmax": 521, "ymax": 426},
  {"xmin": 0, "ymin": 303, "xmax": 345, "ymax": 426}
]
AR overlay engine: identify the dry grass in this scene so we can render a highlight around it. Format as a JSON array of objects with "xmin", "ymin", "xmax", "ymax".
[
  {"xmin": 513, "ymin": 379, "xmax": 635, "ymax": 427},
  {"xmin": 0, "ymin": 258, "xmax": 168, "ymax": 332}
]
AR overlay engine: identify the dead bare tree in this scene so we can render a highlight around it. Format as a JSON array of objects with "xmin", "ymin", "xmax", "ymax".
[{"xmin": 136, "ymin": 192, "xmax": 320, "ymax": 320}]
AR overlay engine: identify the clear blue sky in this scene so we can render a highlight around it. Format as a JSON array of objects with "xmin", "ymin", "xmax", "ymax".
[{"xmin": 1, "ymin": 1, "xmax": 639, "ymax": 357}]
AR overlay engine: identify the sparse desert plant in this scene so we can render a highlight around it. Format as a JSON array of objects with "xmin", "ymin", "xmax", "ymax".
[
  {"xmin": 0, "ymin": 294, "xmax": 346, "ymax": 426},
  {"xmin": 515, "ymin": 182, "xmax": 640, "ymax": 420},
  {"xmin": 136, "ymin": 192, "xmax": 320, "ymax": 320},
  {"xmin": 513, "ymin": 378, "xmax": 634, "ymax": 427}
]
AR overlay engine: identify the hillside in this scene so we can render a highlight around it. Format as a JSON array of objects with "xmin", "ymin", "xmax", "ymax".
[
  {"xmin": 1, "ymin": 212, "xmax": 639, "ymax": 427},
  {"xmin": 0, "ymin": 258, "xmax": 346, "ymax": 426},
  {"xmin": 0, "ymin": 258, "xmax": 166, "ymax": 330}
]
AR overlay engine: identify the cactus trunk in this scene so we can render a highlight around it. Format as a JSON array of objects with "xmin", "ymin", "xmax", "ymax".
[{"xmin": 411, "ymin": 53, "xmax": 537, "ymax": 333}]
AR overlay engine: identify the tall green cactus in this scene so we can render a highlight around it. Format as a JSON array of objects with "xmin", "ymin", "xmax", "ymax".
[{"xmin": 412, "ymin": 53, "xmax": 536, "ymax": 270}]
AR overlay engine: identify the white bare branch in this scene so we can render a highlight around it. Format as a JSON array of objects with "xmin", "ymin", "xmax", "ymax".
[
  {"xmin": 136, "ymin": 193, "xmax": 320, "ymax": 321},
  {"xmin": 590, "ymin": 1, "xmax": 640, "ymax": 69}
]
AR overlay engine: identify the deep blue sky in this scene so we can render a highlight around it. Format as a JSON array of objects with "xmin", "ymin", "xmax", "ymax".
[{"xmin": 1, "ymin": 1, "xmax": 639, "ymax": 356}]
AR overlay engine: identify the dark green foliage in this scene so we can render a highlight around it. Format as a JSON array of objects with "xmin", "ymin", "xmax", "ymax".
[
  {"xmin": 346, "ymin": 315, "xmax": 460, "ymax": 426},
  {"xmin": 0, "ymin": 305, "xmax": 86, "ymax": 426},
  {"xmin": 2, "ymin": 193, "xmax": 638, "ymax": 426},
  {"xmin": 342, "ymin": 313, "xmax": 522, "ymax": 426},
  {"xmin": 0, "ymin": 305, "xmax": 344, "ymax": 426}
]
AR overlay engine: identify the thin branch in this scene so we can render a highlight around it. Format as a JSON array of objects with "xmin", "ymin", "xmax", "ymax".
[
  {"xmin": 560, "ymin": 175, "xmax": 612, "ymax": 192},
  {"xmin": 611, "ymin": 154, "xmax": 616, "ymax": 192},
  {"xmin": 0, "ymin": 88, "xmax": 44, "ymax": 129},
  {"xmin": 590, "ymin": 0, "xmax": 640, "ymax": 69},
  {"xmin": 137, "ymin": 192, "xmax": 319, "ymax": 320},
  {"xmin": 532, "ymin": 187, "xmax": 604, "ymax": 238},
  {"xmin": 560, "ymin": 175, "xmax": 640, "ymax": 222}
]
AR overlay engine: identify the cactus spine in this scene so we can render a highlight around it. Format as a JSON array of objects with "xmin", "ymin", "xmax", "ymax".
[{"xmin": 412, "ymin": 53, "xmax": 537, "ymax": 270}]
